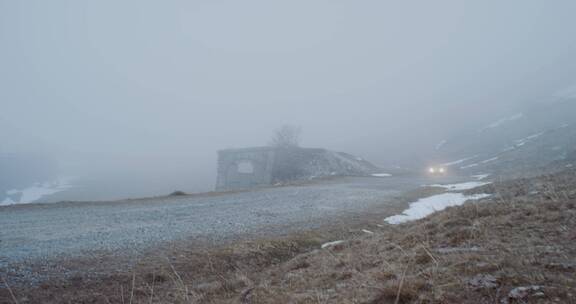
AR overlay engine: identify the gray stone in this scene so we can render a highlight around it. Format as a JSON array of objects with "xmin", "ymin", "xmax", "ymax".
[
  {"xmin": 468, "ymin": 274, "xmax": 498, "ymax": 289},
  {"xmin": 504, "ymin": 286, "xmax": 544, "ymax": 302}
]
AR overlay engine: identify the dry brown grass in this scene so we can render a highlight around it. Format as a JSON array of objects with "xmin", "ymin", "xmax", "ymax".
[
  {"xmin": 2, "ymin": 171, "xmax": 576, "ymax": 304},
  {"xmin": 240, "ymin": 171, "xmax": 576, "ymax": 304}
]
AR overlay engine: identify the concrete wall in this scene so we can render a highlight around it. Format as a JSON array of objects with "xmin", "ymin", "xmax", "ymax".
[{"xmin": 215, "ymin": 147, "xmax": 277, "ymax": 191}]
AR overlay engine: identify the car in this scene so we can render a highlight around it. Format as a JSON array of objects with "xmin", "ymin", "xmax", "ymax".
[{"xmin": 427, "ymin": 166, "xmax": 447, "ymax": 176}]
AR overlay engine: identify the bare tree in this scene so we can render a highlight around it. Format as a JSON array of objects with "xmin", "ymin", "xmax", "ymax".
[{"xmin": 269, "ymin": 124, "xmax": 301, "ymax": 148}]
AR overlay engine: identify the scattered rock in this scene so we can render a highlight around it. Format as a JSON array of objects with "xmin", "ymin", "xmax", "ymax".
[
  {"xmin": 169, "ymin": 190, "xmax": 187, "ymax": 196},
  {"xmin": 533, "ymin": 292, "xmax": 545, "ymax": 298},
  {"xmin": 144, "ymin": 272, "xmax": 167, "ymax": 284},
  {"xmin": 194, "ymin": 281, "xmax": 223, "ymax": 293},
  {"xmin": 435, "ymin": 246, "xmax": 482, "ymax": 254},
  {"xmin": 285, "ymin": 258, "xmax": 311, "ymax": 271},
  {"xmin": 545, "ymin": 262, "xmax": 575, "ymax": 271},
  {"xmin": 239, "ymin": 287, "xmax": 254, "ymax": 304},
  {"xmin": 468, "ymin": 274, "xmax": 498, "ymax": 289},
  {"xmin": 501, "ymin": 286, "xmax": 544, "ymax": 303}
]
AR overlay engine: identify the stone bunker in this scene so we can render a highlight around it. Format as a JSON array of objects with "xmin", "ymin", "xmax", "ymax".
[{"xmin": 216, "ymin": 146, "xmax": 380, "ymax": 191}]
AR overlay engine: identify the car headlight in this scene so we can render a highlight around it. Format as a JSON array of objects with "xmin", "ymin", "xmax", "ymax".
[
  {"xmin": 429, "ymin": 167, "xmax": 436, "ymax": 173},
  {"xmin": 439, "ymin": 167, "xmax": 446, "ymax": 173}
]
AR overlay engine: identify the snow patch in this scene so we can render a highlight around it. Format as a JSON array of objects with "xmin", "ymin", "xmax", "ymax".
[
  {"xmin": 514, "ymin": 132, "xmax": 544, "ymax": 147},
  {"xmin": 321, "ymin": 240, "xmax": 345, "ymax": 249},
  {"xmin": 384, "ymin": 192, "xmax": 491, "ymax": 224},
  {"xmin": 480, "ymin": 113, "xmax": 524, "ymax": 132},
  {"xmin": 435, "ymin": 140, "xmax": 447, "ymax": 151},
  {"xmin": 429, "ymin": 181, "xmax": 491, "ymax": 191},
  {"xmin": 372, "ymin": 173, "xmax": 392, "ymax": 177},
  {"xmin": 472, "ymin": 174, "xmax": 490, "ymax": 180},
  {"xmin": 1, "ymin": 177, "xmax": 74, "ymax": 206},
  {"xmin": 525, "ymin": 132, "xmax": 544, "ymax": 140},
  {"xmin": 443, "ymin": 156, "xmax": 478, "ymax": 167},
  {"xmin": 480, "ymin": 157, "xmax": 499, "ymax": 164},
  {"xmin": 460, "ymin": 163, "xmax": 479, "ymax": 169},
  {"xmin": 456, "ymin": 157, "xmax": 498, "ymax": 170}
]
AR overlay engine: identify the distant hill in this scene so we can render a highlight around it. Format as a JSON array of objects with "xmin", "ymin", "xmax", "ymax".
[
  {"xmin": 0, "ymin": 117, "xmax": 60, "ymax": 202},
  {"xmin": 0, "ymin": 153, "xmax": 58, "ymax": 201},
  {"xmin": 433, "ymin": 96, "xmax": 576, "ymax": 177}
]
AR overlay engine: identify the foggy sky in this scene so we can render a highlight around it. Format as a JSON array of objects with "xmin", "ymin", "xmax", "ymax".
[{"xmin": 2, "ymin": 1, "xmax": 576, "ymax": 194}]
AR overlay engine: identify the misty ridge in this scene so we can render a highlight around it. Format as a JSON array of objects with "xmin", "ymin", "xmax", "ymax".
[{"xmin": 1, "ymin": 2, "xmax": 576, "ymax": 303}]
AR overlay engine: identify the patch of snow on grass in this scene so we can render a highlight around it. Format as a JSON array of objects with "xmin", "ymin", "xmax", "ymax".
[
  {"xmin": 472, "ymin": 174, "xmax": 490, "ymax": 180},
  {"xmin": 460, "ymin": 163, "xmax": 479, "ymax": 169},
  {"xmin": 514, "ymin": 132, "xmax": 544, "ymax": 147},
  {"xmin": 480, "ymin": 157, "xmax": 499, "ymax": 164},
  {"xmin": 372, "ymin": 173, "xmax": 392, "ymax": 177},
  {"xmin": 429, "ymin": 181, "xmax": 491, "ymax": 191},
  {"xmin": 321, "ymin": 240, "xmax": 345, "ymax": 249},
  {"xmin": 384, "ymin": 192, "xmax": 491, "ymax": 224}
]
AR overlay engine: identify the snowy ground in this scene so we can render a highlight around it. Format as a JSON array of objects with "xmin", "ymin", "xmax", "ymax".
[
  {"xmin": 428, "ymin": 181, "xmax": 490, "ymax": 191},
  {"xmin": 1, "ymin": 177, "xmax": 74, "ymax": 206},
  {"xmin": 371, "ymin": 173, "xmax": 392, "ymax": 177},
  {"xmin": 384, "ymin": 180, "xmax": 491, "ymax": 224}
]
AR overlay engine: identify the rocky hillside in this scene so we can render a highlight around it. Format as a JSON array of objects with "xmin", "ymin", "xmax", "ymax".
[
  {"xmin": 271, "ymin": 147, "xmax": 384, "ymax": 184},
  {"xmin": 300, "ymin": 150, "xmax": 383, "ymax": 178}
]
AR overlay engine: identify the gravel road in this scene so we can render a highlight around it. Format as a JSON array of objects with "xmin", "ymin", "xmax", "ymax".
[{"xmin": 0, "ymin": 176, "xmax": 452, "ymax": 268}]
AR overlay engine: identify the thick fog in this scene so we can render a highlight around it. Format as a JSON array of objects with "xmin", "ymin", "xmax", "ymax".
[{"xmin": 2, "ymin": 1, "xmax": 576, "ymax": 198}]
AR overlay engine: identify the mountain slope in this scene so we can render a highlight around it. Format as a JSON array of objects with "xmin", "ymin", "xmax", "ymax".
[{"xmin": 435, "ymin": 98, "xmax": 576, "ymax": 176}]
